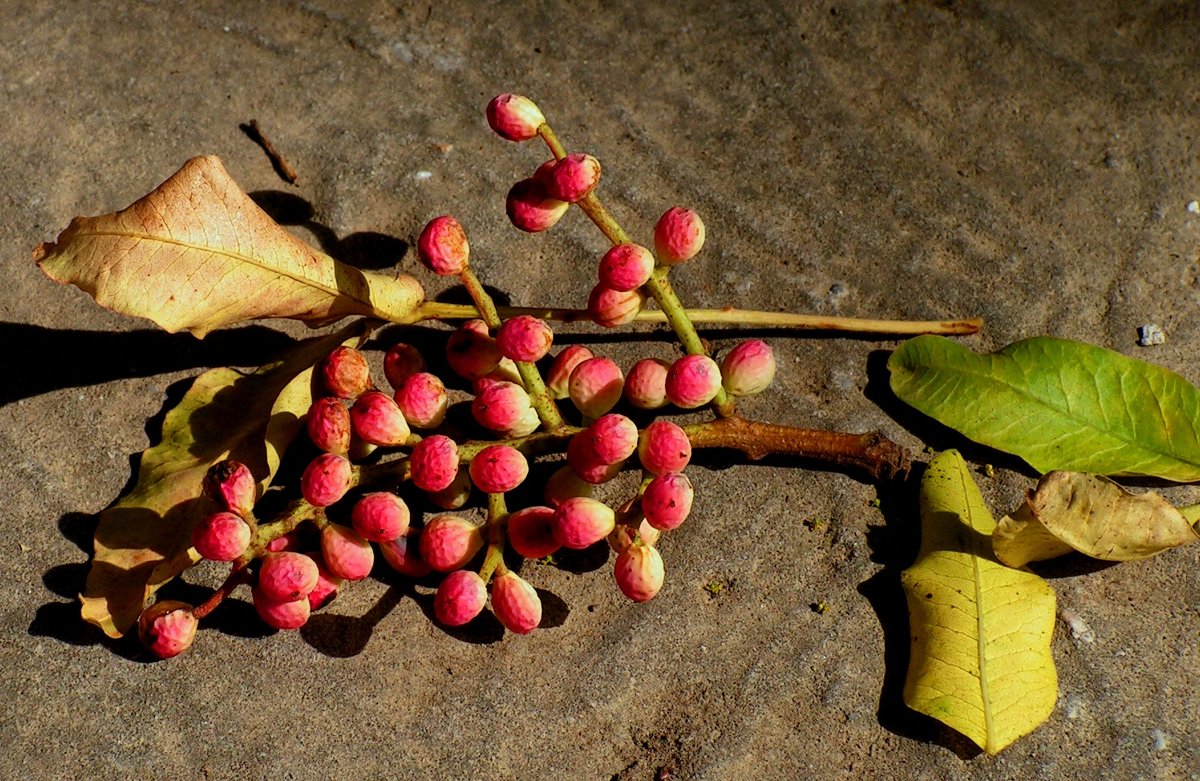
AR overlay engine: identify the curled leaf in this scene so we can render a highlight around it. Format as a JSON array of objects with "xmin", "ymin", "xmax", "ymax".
[
  {"xmin": 81, "ymin": 323, "xmax": 367, "ymax": 638},
  {"xmin": 888, "ymin": 335, "xmax": 1200, "ymax": 482},
  {"xmin": 902, "ymin": 450, "xmax": 1057, "ymax": 755},
  {"xmin": 35, "ymin": 155, "xmax": 425, "ymax": 337},
  {"xmin": 993, "ymin": 471, "xmax": 1200, "ymax": 567}
]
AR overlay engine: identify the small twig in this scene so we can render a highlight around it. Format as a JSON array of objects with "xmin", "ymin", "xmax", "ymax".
[{"xmin": 240, "ymin": 119, "xmax": 299, "ymax": 184}]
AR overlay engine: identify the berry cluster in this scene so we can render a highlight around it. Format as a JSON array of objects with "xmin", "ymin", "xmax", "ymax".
[{"xmin": 139, "ymin": 93, "xmax": 778, "ymax": 658}]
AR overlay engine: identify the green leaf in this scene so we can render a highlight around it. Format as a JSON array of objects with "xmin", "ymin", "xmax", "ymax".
[
  {"xmin": 80, "ymin": 322, "xmax": 368, "ymax": 638},
  {"xmin": 902, "ymin": 450, "xmax": 1057, "ymax": 755},
  {"xmin": 888, "ymin": 335, "xmax": 1200, "ymax": 482}
]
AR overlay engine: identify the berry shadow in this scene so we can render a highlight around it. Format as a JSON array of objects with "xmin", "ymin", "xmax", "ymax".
[
  {"xmin": 300, "ymin": 584, "xmax": 409, "ymax": 657},
  {"xmin": 248, "ymin": 190, "xmax": 408, "ymax": 271}
]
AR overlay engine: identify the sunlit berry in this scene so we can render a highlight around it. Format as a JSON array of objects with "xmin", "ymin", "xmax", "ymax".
[
  {"xmin": 486, "ymin": 93, "xmax": 546, "ymax": 142},
  {"xmin": 597, "ymin": 243, "xmax": 654, "ymax": 292},
  {"xmin": 409, "ymin": 435, "xmax": 460, "ymax": 492},
  {"xmin": 468, "ymin": 445, "xmax": 529, "ymax": 494},
  {"xmin": 638, "ymin": 420, "xmax": 692, "ymax": 476},
  {"xmin": 624, "ymin": 358, "xmax": 670, "ymax": 410},
  {"xmin": 665, "ymin": 354, "xmax": 722, "ymax": 409},
  {"xmin": 587, "ymin": 284, "xmax": 644, "ymax": 328},
  {"xmin": 192, "ymin": 511, "xmax": 252, "ymax": 562},
  {"xmin": 496, "ymin": 315, "xmax": 554, "ymax": 363},
  {"xmin": 472, "ymin": 381, "xmax": 533, "ymax": 433},
  {"xmin": 653, "ymin": 206, "xmax": 705, "ymax": 264},
  {"xmin": 321, "ymin": 346, "xmax": 372, "ymax": 399},
  {"xmin": 202, "ymin": 459, "xmax": 257, "ymax": 518},
  {"xmin": 614, "ymin": 542, "xmax": 665, "ymax": 602},
  {"xmin": 300, "ymin": 452, "xmax": 354, "ymax": 507},
  {"xmin": 321, "ymin": 523, "xmax": 375, "ymax": 581},
  {"xmin": 420, "ymin": 514, "xmax": 484, "ymax": 571},
  {"xmin": 546, "ymin": 152, "xmax": 601, "ymax": 203},
  {"xmin": 137, "ymin": 600, "xmax": 198, "ymax": 659},
  {"xmin": 395, "ymin": 372, "xmax": 448, "ymax": 429},
  {"xmin": 553, "ymin": 497, "xmax": 616, "ymax": 549},
  {"xmin": 491, "ymin": 571, "xmax": 542, "ymax": 634},
  {"xmin": 566, "ymin": 433, "xmax": 624, "ymax": 484},
  {"xmin": 582, "ymin": 414, "xmax": 638, "ymax": 465},
  {"xmin": 253, "ymin": 588, "xmax": 311, "ymax": 630},
  {"xmin": 417, "ymin": 215, "xmax": 470, "ymax": 276},
  {"xmin": 350, "ymin": 390, "xmax": 411, "ymax": 446},
  {"xmin": 351, "ymin": 491, "xmax": 410, "ymax": 543},
  {"xmin": 568, "ymin": 356, "xmax": 624, "ymax": 418},
  {"xmin": 545, "ymin": 345, "xmax": 594, "ymax": 400},
  {"xmin": 720, "ymin": 339, "xmax": 777, "ymax": 397},
  {"xmin": 434, "ymin": 569, "xmax": 488, "ymax": 626},
  {"xmin": 506, "ymin": 177, "xmax": 569, "ymax": 233},
  {"xmin": 641, "ymin": 473, "xmax": 694, "ymax": 531},
  {"xmin": 258, "ymin": 551, "xmax": 320, "ymax": 602},
  {"xmin": 306, "ymin": 396, "xmax": 351, "ymax": 455}
]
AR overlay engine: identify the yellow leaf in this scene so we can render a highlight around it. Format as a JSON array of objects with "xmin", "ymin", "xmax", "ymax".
[
  {"xmin": 34, "ymin": 156, "xmax": 425, "ymax": 337},
  {"xmin": 902, "ymin": 450, "xmax": 1058, "ymax": 755},
  {"xmin": 994, "ymin": 471, "xmax": 1200, "ymax": 567}
]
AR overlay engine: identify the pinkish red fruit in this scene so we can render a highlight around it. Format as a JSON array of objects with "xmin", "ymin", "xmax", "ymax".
[
  {"xmin": 506, "ymin": 506, "xmax": 561, "ymax": 559},
  {"xmin": 553, "ymin": 497, "xmax": 617, "ymax": 549},
  {"xmin": 472, "ymin": 381, "xmax": 533, "ymax": 433},
  {"xmin": 417, "ymin": 215, "xmax": 470, "ymax": 276},
  {"xmin": 266, "ymin": 530, "xmax": 302, "ymax": 553},
  {"xmin": 543, "ymin": 465, "xmax": 595, "ymax": 507},
  {"xmin": 568, "ymin": 356, "xmax": 624, "ymax": 418},
  {"xmin": 321, "ymin": 346, "xmax": 372, "ymax": 399},
  {"xmin": 597, "ymin": 243, "xmax": 655, "ymax": 292},
  {"xmin": 379, "ymin": 527, "xmax": 433, "ymax": 577},
  {"xmin": 429, "ymin": 467, "xmax": 472, "ymax": 510},
  {"xmin": 394, "ymin": 372, "xmax": 448, "ymax": 429},
  {"xmin": 258, "ymin": 551, "xmax": 320, "ymax": 602},
  {"xmin": 567, "ymin": 433, "xmax": 624, "ymax": 484},
  {"xmin": 253, "ymin": 588, "xmax": 311, "ymax": 630},
  {"xmin": 638, "ymin": 420, "xmax": 692, "ymax": 476},
  {"xmin": 486, "ymin": 93, "xmax": 546, "ymax": 142},
  {"xmin": 506, "ymin": 177, "xmax": 569, "ymax": 233},
  {"xmin": 350, "ymin": 390, "xmax": 411, "ymax": 446},
  {"xmin": 546, "ymin": 345, "xmax": 594, "ymax": 399},
  {"xmin": 306, "ymin": 396, "xmax": 352, "ymax": 455},
  {"xmin": 138, "ymin": 600, "xmax": 198, "ymax": 659},
  {"xmin": 434, "ymin": 569, "xmax": 488, "ymax": 627},
  {"xmin": 665, "ymin": 354, "xmax": 723, "ymax": 409},
  {"xmin": 301, "ymin": 452, "xmax": 354, "ymax": 507},
  {"xmin": 321, "ymin": 524, "xmax": 375, "ymax": 581},
  {"xmin": 420, "ymin": 514, "xmax": 484, "ymax": 571},
  {"xmin": 614, "ymin": 543, "xmax": 665, "ymax": 602},
  {"xmin": 583, "ymin": 414, "xmax": 639, "ymax": 465},
  {"xmin": 496, "ymin": 315, "xmax": 554, "ymax": 362},
  {"xmin": 409, "ymin": 435, "xmax": 460, "ymax": 492},
  {"xmin": 384, "ymin": 342, "xmax": 426, "ymax": 389},
  {"xmin": 653, "ymin": 206, "xmax": 706, "ymax": 264},
  {"xmin": 624, "ymin": 358, "xmax": 670, "ymax": 410},
  {"xmin": 192, "ymin": 511, "xmax": 252, "ymax": 562},
  {"xmin": 202, "ymin": 459, "xmax": 257, "ymax": 518},
  {"xmin": 491, "ymin": 571, "xmax": 542, "ymax": 634},
  {"xmin": 721, "ymin": 339, "xmax": 777, "ymax": 396},
  {"xmin": 468, "ymin": 445, "xmax": 529, "ymax": 494},
  {"xmin": 446, "ymin": 319, "xmax": 503, "ymax": 380},
  {"xmin": 351, "ymin": 491, "xmax": 410, "ymax": 543},
  {"xmin": 642, "ymin": 473, "xmax": 694, "ymax": 531},
  {"xmin": 587, "ymin": 284, "xmax": 644, "ymax": 328},
  {"xmin": 304, "ymin": 553, "xmax": 343, "ymax": 611},
  {"xmin": 546, "ymin": 152, "xmax": 601, "ymax": 202},
  {"xmin": 472, "ymin": 359, "xmax": 523, "ymax": 393},
  {"xmin": 504, "ymin": 407, "xmax": 541, "ymax": 438}
]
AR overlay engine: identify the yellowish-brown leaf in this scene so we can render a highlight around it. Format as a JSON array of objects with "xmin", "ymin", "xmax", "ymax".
[{"xmin": 34, "ymin": 156, "xmax": 425, "ymax": 337}]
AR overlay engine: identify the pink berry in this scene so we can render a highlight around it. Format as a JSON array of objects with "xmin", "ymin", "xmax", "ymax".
[
  {"xmin": 137, "ymin": 600, "xmax": 198, "ymax": 659},
  {"xmin": 583, "ymin": 414, "xmax": 639, "ymax": 465},
  {"xmin": 568, "ymin": 356, "xmax": 624, "ymax": 418},
  {"xmin": 417, "ymin": 215, "xmax": 470, "ymax": 276},
  {"xmin": 394, "ymin": 372, "xmax": 448, "ymax": 429},
  {"xmin": 608, "ymin": 518, "xmax": 661, "ymax": 554},
  {"xmin": 420, "ymin": 514, "xmax": 484, "ymax": 571},
  {"xmin": 253, "ymin": 588, "xmax": 311, "ymax": 630},
  {"xmin": 504, "ymin": 407, "xmax": 542, "ymax": 438},
  {"xmin": 642, "ymin": 473, "xmax": 694, "ymax": 531},
  {"xmin": 429, "ymin": 467, "xmax": 472, "ymax": 510},
  {"xmin": 472, "ymin": 381, "xmax": 533, "ymax": 433},
  {"xmin": 490, "ymin": 571, "xmax": 542, "ymax": 634},
  {"xmin": 446, "ymin": 319, "xmax": 503, "ymax": 381},
  {"xmin": 321, "ymin": 523, "xmax": 375, "ymax": 581},
  {"xmin": 384, "ymin": 342, "xmax": 426, "ymax": 390},
  {"xmin": 721, "ymin": 339, "xmax": 777, "ymax": 397},
  {"xmin": 258, "ymin": 551, "xmax": 320, "ymax": 602},
  {"xmin": 472, "ymin": 360, "xmax": 522, "ymax": 394},
  {"xmin": 587, "ymin": 284, "xmax": 644, "ymax": 328},
  {"xmin": 301, "ymin": 452, "xmax": 354, "ymax": 507},
  {"xmin": 202, "ymin": 459, "xmax": 257, "ymax": 518},
  {"xmin": 506, "ymin": 506, "xmax": 561, "ymax": 559},
  {"xmin": 543, "ymin": 465, "xmax": 595, "ymax": 507},
  {"xmin": 379, "ymin": 527, "xmax": 433, "ymax": 578},
  {"xmin": 304, "ymin": 553, "xmax": 343, "ymax": 611},
  {"xmin": 506, "ymin": 177, "xmax": 569, "ymax": 233},
  {"xmin": 486, "ymin": 93, "xmax": 546, "ymax": 142},
  {"xmin": 351, "ymin": 491, "xmax": 410, "ymax": 543},
  {"xmin": 624, "ymin": 358, "xmax": 670, "ymax": 410},
  {"xmin": 350, "ymin": 390, "xmax": 411, "ymax": 446},
  {"xmin": 266, "ymin": 530, "xmax": 302, "ymax": 553},
  {"xmin": 654, "ymin": 206, "xmax": 706, "ymax": 264},
  {"xmin": 496, "ymin": 315, "xmax": 554, "ymax": 363},
  {"xmin": 638, "ymin": 420, "xmax": 692, "ymax": 476},
  {"xmin": 306, "ymin": 396, "xmax": 352, "ymax": 455},
  {"xmin": 321, "ymin": 346, "xmax": 372, "ymax": 399},
  {"xmin": 409, "ymin": 435, "xmax": 460, "ymax": 492},
  {"xmin": 553, "ymin": 497, "xmax": 616, "ymax": 549},
  {"xmin": 567, "ymin": 433, "xmax": 624, "ymax": 484},
  {"xmin": 546, "ymin": 345, "xmax": 594, "ymax": 400},
  {"xmin": 434, "ymin": 569, "xmax": 488, "ymax": 627},
  {"xmin": 468, "ymin": 445, "xmax": 529, "ymax": 494},
  {"xmin": 546, "ymin": 152, "xmax": 601, "ymax": 202},
  {"xmin": 192, "ymin": 511, "xmax": 252, "ymax": 562},
  {"xmin": 665, "ymin": 354, "xmax": 723, "ymax": 409},
  {"xmin": 597, "ymin": 243, "xmax": 655, "ymax": 292},
  {"xmin": 614, "ymin": 543, "xmax": 665, "ymax": 602}
]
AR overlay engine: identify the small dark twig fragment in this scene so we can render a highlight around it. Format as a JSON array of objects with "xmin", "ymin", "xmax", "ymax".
[{"xmin": 240, "ymin": 119, "xmax": 299, "ymax": 184}]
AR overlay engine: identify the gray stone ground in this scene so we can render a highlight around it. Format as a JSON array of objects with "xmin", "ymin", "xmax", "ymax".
[{"xmin": 2, "ymin": 1, "xmax": 1198, "ymax": 779}]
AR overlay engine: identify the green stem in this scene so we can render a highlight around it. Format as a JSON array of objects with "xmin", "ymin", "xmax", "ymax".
[{"xmin": 479, "ymin": 492, "xmax": 509, "ymax": 583}]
